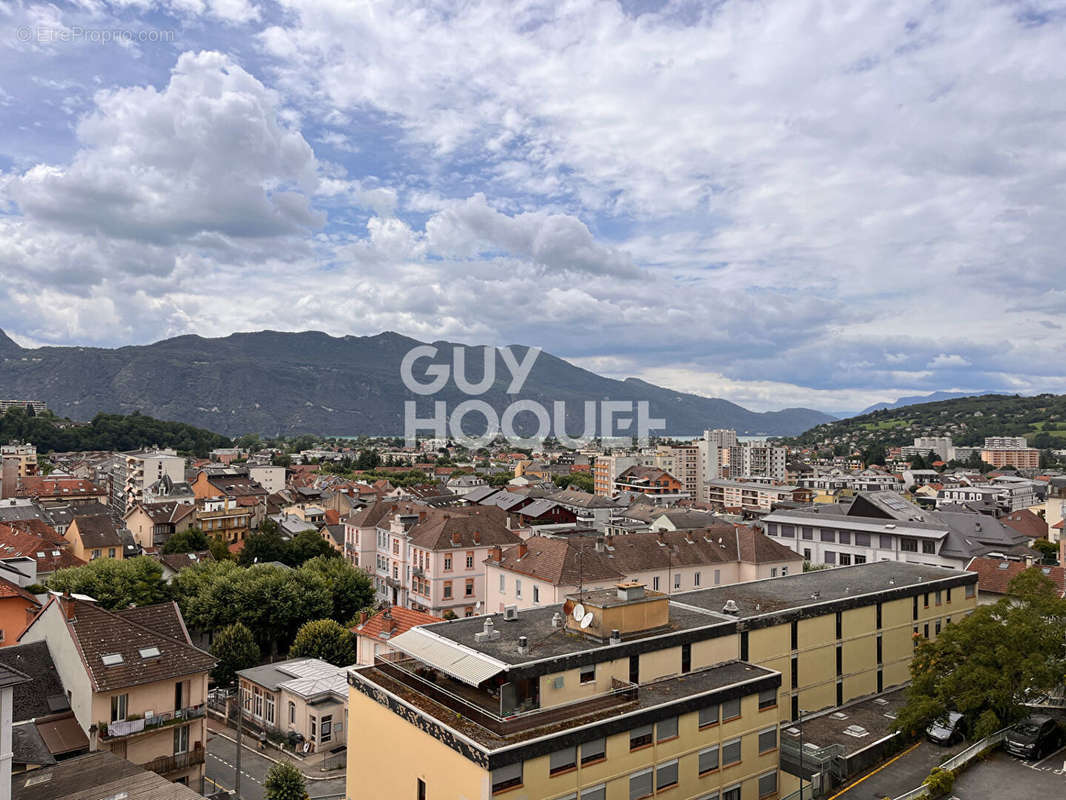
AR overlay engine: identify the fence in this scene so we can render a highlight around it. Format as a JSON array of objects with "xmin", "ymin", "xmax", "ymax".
[{"xmin": 891, "ymin": 728, "xmax": 1008, "ymax": 800}]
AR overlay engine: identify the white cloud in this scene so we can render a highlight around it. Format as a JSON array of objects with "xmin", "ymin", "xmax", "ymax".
[{"xmin": 927, "ymin": 353, "xmax": 972, "ymax": 369}]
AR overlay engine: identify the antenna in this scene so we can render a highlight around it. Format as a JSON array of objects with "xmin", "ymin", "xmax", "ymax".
[
  {"xmin": 579, "ymin": 612, "xmax": 593, "ymax": 629},
  {"xmin": 572, "ymin": 603, "xmax": 586, "ymax": 621}
]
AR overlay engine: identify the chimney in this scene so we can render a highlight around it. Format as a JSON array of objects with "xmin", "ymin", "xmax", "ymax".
[
  {"xmin": 517, "ymin": 542, "xmax": 528, "ymax": 558},
  {"xmin": 358, "ymin": 610, "xmax": 368, "ymax": 626},
  {"xmin": 517, "ymin": 635, "xmax": 529, "ymax": 655},
  {"xmin": 418, "ymin": 511, "xmax": 426, "ymax": 522},
  {"xmin": 721, "ymin": 599, "xmax": 739, "ymax": 615},
  {"xmin": 383, "ymin": 609, "xmax": 396, "ymax": 635},
  {"xmin": 1024, "ymin": 554, "xmax": 1035, "ymax": 568},
  {"xmin": 61, "ymin": 591, "xmax": 76, "ymax": 620},
  {"xmin": 605, "ymin": 534, "xmax": 613, "ymax": 549},
  {"xmin": 551, "ymin": 612, "xmax": 563, "ymax": 628},
  {"xmin": 595, "ymin": 536, "xmax": 606, "ymax": 553},
  {"xmin": 489, "ymin": 545, "xmax": 502, "ymax": 562}
]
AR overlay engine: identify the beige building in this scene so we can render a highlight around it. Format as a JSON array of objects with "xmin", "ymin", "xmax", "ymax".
[
  {"xmin": 485, "ymin": 528, "xmax": 804, "ymax": 612},
  {"xmin": 111, "ymin": 450, "xmax": 186, "ymax": 513},
  {"xmin": 64, "ymin": 514, "xmax": 126, "ymax": 562},
  {"xmin": 124, "ymin": 501, "xmax": 196, "ymax": 550},
  {"xmin": 19, "ymin": 597, "xmax": 215, "ymax": 788},
  {"xmin": 347, "ymin": 561, "xmax": 977, "ymax": 800},
  {"xmin": 237, "ymin": 658, "xmax": 348, "ymax": 753},
  {"xmin": 0, "ymin": 444, "xmax": 37, "ymax": 478}
]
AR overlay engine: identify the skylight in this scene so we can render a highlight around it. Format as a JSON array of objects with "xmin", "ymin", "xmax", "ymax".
[
  {"xmin": 101, "ymin": 653, "xmax": 124, "ymax": 666},
  {"xmin": 139, "ymin": 647, "xmax": 161, "ymax": 659}
]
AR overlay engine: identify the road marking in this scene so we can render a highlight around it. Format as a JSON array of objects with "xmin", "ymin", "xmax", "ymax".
[
  {"xmin": 1033, "ymin": 743, "xmax": 1066, "ymax": 769},
  {"xmin": 825, "ymin": 741, "xmax": 922, "ymax": 800}
]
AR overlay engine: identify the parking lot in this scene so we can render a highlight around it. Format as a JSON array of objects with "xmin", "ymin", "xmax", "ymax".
[
  {"xmin": 950, "ymin": 746, "xmax": 1066, "ymax": 798},
  {"xmin": 830, "ymin": 740, "xmax": 967, "ymax": 800}
]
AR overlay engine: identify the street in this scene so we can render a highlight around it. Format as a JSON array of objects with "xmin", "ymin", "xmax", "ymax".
[{"xmin": 204, "ymin": 729, "xmax": 347, "ymax": 800}]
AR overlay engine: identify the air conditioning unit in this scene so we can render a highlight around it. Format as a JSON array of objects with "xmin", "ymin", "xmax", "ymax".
[{"xmin": 503, "ymin": 605, "xmax": 519, "ymax": 621}]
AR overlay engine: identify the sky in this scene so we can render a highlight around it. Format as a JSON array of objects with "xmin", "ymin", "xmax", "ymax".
[{"xmin": 1, "ymin": 0, "xmax": 1065, "ymax": 415}]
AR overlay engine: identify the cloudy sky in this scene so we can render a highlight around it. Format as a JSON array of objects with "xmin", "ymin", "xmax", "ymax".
[{"xmin": 1, "ymin": 1, "xmax": 1065, "ymax": 414}]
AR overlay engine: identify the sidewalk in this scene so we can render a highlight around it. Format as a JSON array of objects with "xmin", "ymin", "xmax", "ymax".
[{"xmin": 207, "ymin": 716, "xmax": 346, "ymax": 781}]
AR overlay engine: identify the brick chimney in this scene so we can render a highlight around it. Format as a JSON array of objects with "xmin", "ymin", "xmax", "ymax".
[
  {"xmin": 488, "ymin": 545, "xmax": 502, "ymax": 562},
  {"xmin": 358, "ymin": 610, "xmax": 369, "ymax": 626},
  {"xmin": 60, "ymin": 591, "xmax": 76, "ymax": 621},
  {"xmin": 383, "ymin": 608, "xmax": 396, "ymax": 635},
  {"xmin": 517, "ymin": 542, "xmax": 528, "ymax": 558}
]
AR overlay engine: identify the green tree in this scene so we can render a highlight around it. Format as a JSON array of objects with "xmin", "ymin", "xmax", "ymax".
[
  {"xmin": 897, "ymin": 570, "xmax": 1066, "ymax": 738},
  {"xmin": 298, "ymin": 557, "xmax": 374, "ymax": 623},
  {"xmin": 553, "ymin": 472, "xmax": 595, "ymax": 493},
  {"xmin": 48, "ymin": 557, "xmax": 169, "ymax": 610},
  {"xmin": 1032, "ymin": 539, "xmax": 1059, "ymax": 564},
  {"xmin": 287, "ymin": 530, "xmax": 338, "ymax": 566},
  {"xmin": 210, "ymin": 621, "xmax": 261, "ymax": 688},
  {"xmin": 239, "ymin": 529, "xmax": 291, "ymax": 566},
  {"xmin": 289, "ymin": 619, "xmax": 356, "ymax": 666},
  {"xmin": 861, "ymin": 443, "xmax": 886, "ymax": 467},
  {"xmin": 162, "ymin": 528, "xmax": 209, "ymax": 554},
  {"xmin": 264, "ymin": 761, "xmax": 308, "ymax": 800}
]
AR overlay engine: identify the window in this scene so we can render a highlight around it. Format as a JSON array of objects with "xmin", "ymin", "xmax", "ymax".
[
  {"xmin": 790, "ymin": 656, "xmax": 798, "ymax": 689},
  {"xmin": 253, "ymin": 690, "xmax": 264, "ymax": 718},
  {"xmin": 924, "ymin": 592, "xmax": 930, "ymax": 608},
  {"xmin": 779, "ymin": 524, "xmax": 794, "ymax": 538},
  {"xmin": 629, "ymin": 655, "xmax": 639, "ymax": 684},
  {"xmin": 580, "ymin": 665, "xmax": 596, "ymax": 684},
  {"xmin": 630, "ymin": 724, "xmax": 653, "ymax": 750},
  {"xmin": 803, "ymin": 547, "xmax": 811, "ymax": 561},
  {"xmin": 289, "ymin": 701, "xmax": 295, "ymax": 724},
  {"xmin": 108, "ymin": 548, "xmax": 117, "ymax": 558},
  {"xmin": 876, "ymin": 635, "xmax": 883, "ymax": 664},
  {"xmin": 533, "ymin": 585, "xmax": 540, "ymax": 604},
  {"xmin": 657, "ymin": 716, "xmax": 678, "ymax": 742},
  {"xmin": 656, "ymin": 760, "xmax": 678, "ymax": 791},
  {"xmin": 901, "ymin": 538, "xmax": 918, "ymax": 552},
  {"xmin": 443, "ymin": 581, "xmax": 452, "ymax": 599},
  {"xmin": 876, "ymin": 602, "xmax": 883, "ymax": 629},
  {"xmin": 265, "ymin": 694, "xmax": 275, "ymax": 724},
  {"xmin": 801, "ymin": 526, "xmax": 813, "ymax": 540},
  {"xmin": 758, "ymin": 688, "xmax": 776, "ymax": 710},
  {"xmin": 835, "ymin": 611, "xmax": 842, "ymax": 639},
  {"xmin": 758, "ymin": 727, "xmax": 777, "ymax": 753},
  {"xmin": 855, "ymin": 554, "xmax": 867, "ymax": 564},
  {"xmin": 629, "ymin": 769, "xmax": 653, "ymax": 800},
  {"xmin": 417, "ymin": 777, "xmax": 426, "ymax": 800},
  {"xmin": 880, "ymin": 534, "xmax": 893, "ymax": 549},
  {"xmin": 770, "ymin": 567, "xmax": 778, "ymax": 577},
  {"xmin": 723, "ymin": 787, "xmax": 741, "ymax": 800},
  {"xmin": 673, "ymin": 573, "xmax": 681, "ymax": 589},
  {"xmin": 652, "ymin": 576, "xmax": 660, "ymax": 591},
  {"xmin": 839, "ymin": 553, "xmax": 852, "ymax": 566},
  {"xmin": 836, "ymin": 681, "xmax": 843, "ymax": 706},
  {"xmin": 714, "ymin": 569, "xmax": 721, "ymax": 585},
  {"xmin": 466, "ymin": 551, "xmax": 474, "ymax": 569},
  {"xmin": 681, "ymin": 643, "xmax": 691, "ymax": 674},
  {"xmin": 549, "ymin": 746, "xmax": 577, "ymax": 775},
  {"xmin": 515, "ymin": 579, "xmax": 522, "ymax": 598},
  {"xmin": 838, "ymin": 532, "xmax": 851, "ymax": 545},
  {"xmin": 820, "ymin": 530, "xmax": 835, "ymax": 542},
  {"xmin": 581, "ymin": 786, "xmax": 606, "ymax": 800},
  {"xmin": 581, "ymin": 737, "xmax": 605, "ymax": 765},
  {"xmin": 173, "ymin": 724, "xmax": 189, "ymax": 755},
  {"xmin": 310, "ymin": 715, "xmax": 317, "ymax": 740},
  {"xmin": 935, "ymin": 590, "xmax": 942, "ymax": 606},
  {"xmin": 740, "ymin": 632, "xmax": 748, "ymax": 661},
  {"xmin": 836, "ymin": 645, "xmax": 843, "ymax": 676},
  {"xmin": 913, "ymin": 595, "xmax": 919, "ymax": 620},
  {"xmin": 698, "ymin": 745, "xmax": 719, "ymax": 775},
  {"xmin": 110, "ymin": 693, "xmax": 128, "ymax": 722},
  {"xmin": 855, "ymin": 532, "xmax": 870, "ymax": 546},
  {"xmin": 444, "ymin": 555, "xmax": 452, "ymax": 571},
  {"xmin": 693, "ymin": 571, "xmax": 701, "ymax": 587},
  {"xmin": 935, "ymin": 620, "xmax": 941, "ymax": 636},
  {"xmin": 922, "ymin": 540, "xmax": 936, "ymax": 554},
  {"xmin": 699, "ymin": 704, "xmax": 719, "ymax": 728},
  {"xmin": 790, "ymin": 621, "xmax": 798, "ymax": 650},
  {"xmin": 782, "ymin": 566, "xmax": 788, "ymax": 576},
  {"xmin": 722, "ymin": 697, "xmax": 740, "ymax": 721},
  {"xmin": 465, "ymin": 579, "xmax": 474, "ymax": 597},
  {"xmin": 321, "ymin": 714, "xmax": 333, "ymax": 743},
  {"xmin": 946, "ymin": 588, "xmax": 952, "ymax": 603},
  {"xmin": 824, "ymin": 551, "xmax": 836, "ymax": 564},
  {"xmin": 758, "ymin": 771, "xmax": 778, "ymax": 799},
  {"xmin": 499, "ymin": 574, "xmax": 506, "ymax": 592},
  {"xmin": 965, "ymin": 583, "xmax": 975, "ymax": 598},
  {"xmin": 721, "ymin": 737, "xmax": 741, "ymax": 767},
  {"xmin": 492, "ymin": 763, "xmax": 522, "ymax": 794}
]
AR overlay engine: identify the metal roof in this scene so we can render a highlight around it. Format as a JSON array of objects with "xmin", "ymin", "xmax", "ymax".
[{"xmin": 387, "ymin": 628, "xmax": 508, "ymax": 687}]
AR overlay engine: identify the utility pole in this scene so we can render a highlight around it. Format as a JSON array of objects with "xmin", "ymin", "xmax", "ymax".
[
  {"xmin": 798, "ymin": 707, "xmax": 805, "ymax": 800},
  {"xmin": 234, "ymin": 688, "xmax": 243, "ymax": 799}
]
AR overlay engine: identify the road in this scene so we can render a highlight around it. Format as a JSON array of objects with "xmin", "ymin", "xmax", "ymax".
[{"xmin": 204, "ymin": 729, "xmax": 346, "ymax": 800}]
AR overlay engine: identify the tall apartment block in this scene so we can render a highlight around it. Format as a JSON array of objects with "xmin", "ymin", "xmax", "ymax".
[{"xmin": 110, "ymin": 449, "xmax": 186, "ymax": 513}]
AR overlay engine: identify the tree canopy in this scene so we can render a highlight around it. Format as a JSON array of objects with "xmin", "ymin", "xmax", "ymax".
[
  {"xmin": 289, "ymin": 619, "xmax": 356, "ymax": 666},
  {"xmin": 210, "ymin": 621, "xmax": 261, "ymax": 688},
  {"xmin": 897, "ymin": 570, "xmax": 1066, "ymax": 740},
  {"xmin": 48, "ymin": 557, "xmax": 170, "ymax": 610},
  {"xmin": 298, "ymin": 556, "xmax": 374, "ymax": 624},
  {"xmin": 264, "ymin": 762, "xmax": 308, "ymax": 800}
]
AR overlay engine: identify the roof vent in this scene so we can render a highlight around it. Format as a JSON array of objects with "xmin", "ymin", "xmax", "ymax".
[
  {"xmin": 616, "ymin": 582, "xmax": 645, "ymax": 602},
  {"xmin": 722, "ymin": 599, "xmax": 739, "ymax": 615},
  {"xmin": 551, "ymin": 612, "xmax": 563, "ymax": 629},
  {"xmin": 517, "ymin": 635, "xmax": 529, "ymax": 655},
  {"xmin": 609, "ymin": 628, "xmax": 621, "ymax": 645},
  {"xmin": 843, "ymin": 725, "xmax": 869, "ymax": 738},
  {"xmin": 474, "ymin": 618, "xmax": 501, "ymax": 642},
  {"xmin": 830, "ymin": 711, "xmax": 849, "ymax": 720},
  {"xmin": 503, "ymin": 605, "xmax": 519, "ymax": 621}
]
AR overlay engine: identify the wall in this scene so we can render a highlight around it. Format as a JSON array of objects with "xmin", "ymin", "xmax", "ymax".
[
  {"xmin": 0, "ymin": 596, "xmax": 38, "ymax": 647},
  {"xmin": 18, "ymin": 603, "xmax": 95, "ymax": 732}
]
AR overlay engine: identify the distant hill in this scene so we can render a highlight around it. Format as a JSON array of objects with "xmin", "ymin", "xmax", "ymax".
[
  {"xmin": 0, "ymin": 329, "xmax": 835, "ymax": 437},
  {"xmin": 782, "ymin": 393, "xmax": 1066, "ymax": 453},
  {"xmin": 858, "ymin": 390, "xmax": 996, "ymax": 416}
]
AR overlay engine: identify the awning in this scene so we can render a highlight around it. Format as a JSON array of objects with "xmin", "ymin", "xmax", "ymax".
[{"xmin": 387, "ymin": 629, "xmax": 507, "ymax": 687}]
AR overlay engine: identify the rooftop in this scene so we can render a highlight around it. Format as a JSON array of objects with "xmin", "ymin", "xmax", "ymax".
[
  {"xmin": 12, "ymin": 750, "xmax": 203, "ymax": 800},
  {"xmin": 239, "ymin": 657, "xmax": 348, "ymax": 700},
  {"xmin": 784, "ymin": 687, "xmax": 907, "ymax": 756}
]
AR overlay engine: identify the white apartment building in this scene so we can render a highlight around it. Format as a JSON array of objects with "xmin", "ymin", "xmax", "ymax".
[
  {"xmin": 248, "ymin": 465, "xmax": 286, "ymax": 494},
  {"xmin": 983, "ymin": 436, "xmax": 1029, "ymax": 449},
  {"xmin": 726, "ymin": 442, "xmax": 787, "ymax": 482},
  {"xmin": 699, "ymin": 429, "xmax": 738, "ymax": 480},
  {"xmin": 110, "ymin": 449, "xmax": 186, "ymax": 513}
]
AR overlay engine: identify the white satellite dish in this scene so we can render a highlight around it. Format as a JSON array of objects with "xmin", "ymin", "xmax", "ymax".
[
  {"xmin": 572, "ymin": 603, "xmax": 586, "ymax": 621},
  {"xmin": 579, "ymin": 612, "xmax": 593, "ymax": 629}
]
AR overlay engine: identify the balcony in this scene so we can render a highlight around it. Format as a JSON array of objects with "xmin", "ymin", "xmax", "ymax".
[
  {"xmin": 142, "ymin": 747, "xmax": 205, "ymax": 776},
  {"xmin": 372, "ymin": 653, "xmax": 638, "ymax": 738},
  {"xmin": 101, "ymin": 704, "xmax": 206, "ymax": 740}
]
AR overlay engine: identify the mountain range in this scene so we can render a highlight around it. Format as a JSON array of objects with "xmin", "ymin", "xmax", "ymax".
[
  {"xmin": 0, "ymin": 329, "xmax": 834, "ymax": 438},
  {"xmin": 857, "ymin": 390, "xmax": 997, "ymax": 415}
]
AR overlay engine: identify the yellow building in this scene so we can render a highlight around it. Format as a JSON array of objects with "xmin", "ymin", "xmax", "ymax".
[{"xmin": 347, "ymin": 562, "xmax": 977, "ymax": 799}]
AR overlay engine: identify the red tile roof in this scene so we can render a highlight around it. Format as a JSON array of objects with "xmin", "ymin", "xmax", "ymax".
[
  {"xmin": 1001, "ymin": 509, "xmax": 1049, "ymax": 540},
  {"xmin": 0, "ymin": 577, "xmax": 41, "ymax": 606},
  {"xmin": 323, "ymin": 509, "xmax": 341, "ymax": 525},
  {"xmin": 15, "ymin": 477, "xmax": 104, "ymax": 499},
  {"xmin": 0, "ymin": 522, "xmax": 85, "ymax": 573},
  {"xmin": 965, "ymin": 556, "xmax": 1066, "ymax": 598},
  {"xmin": 353, "ymin": 606, "xmax": 441, "ymax": 640}
]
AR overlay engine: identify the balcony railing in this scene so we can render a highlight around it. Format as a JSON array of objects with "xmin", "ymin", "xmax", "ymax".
[
  {"xmin": 142, "ymin": 747, "xmax": 205, "ymax": 776},
  {"xmin": 102, "ymin": 704, "xmax": 206, "ymax": 740}
]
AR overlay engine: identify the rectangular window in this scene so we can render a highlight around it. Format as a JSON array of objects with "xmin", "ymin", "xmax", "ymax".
[
  {"xmin": 656, "ymin": 760, "xmax": 678, "ymax": 792},
  {"xmin": 110, "ymin": 693, "xmax": 128, "ymax": 722},
  {"xmin": 935, "ymin": 620, "xmax": 942, "ymax": 636},
  {"xmin": 901, "ymin": 538, "xmax": 918, "ymax": 552},
  {"xmin": 758, "ymin": 688, "xmax": 776, "ymax": 710},
  {"xmin": 580, "ymin": 665, "xmax": 596, "ymax": 684},
  {"xmin": 714, "ymin": 569, "xmax": 721, "ymax": 585},
  {"xmin": 173, "ymin": 724, "xmax": 189, "ymax": 755},
  {"xmin": 838, "ymin": 532, "xmax": 851, "ymax": 545},
  {"xmin": 466, "ymin": 551, "xmax": 474, "ymax": 569},
  {"xmin": 758, "ymin": 727, "xmax": 777, "ymax": 753},
  {"xmin": 722, "ymin": 697, "xmax": 741, "ymax": 721},
  {"xmin": 924, "ymin": 592, "xmax": 930, "ymax": 608},
  {"xmin": 499, "ymin": 574, "xmax": 505, "ymax": 592},
  {"xmin": 321, "ymin": 714, "xmax": 333, "ymax": 743},
  {"xmin": 836, "ymin": 681, "xmax": 843, "ymax": 706},
  {"xmin": 515, "ymin": 579, "xmax": 522, "ymax": 598},
  {"xmin": 779, "ymin": 524, "xmax": 794, "ymax": 538},
  {"xmin": 699, "ymin": 704, "xmax": 719, "ymax": 728},
  {"xmin": 880, "ymin": 534, "xmax": 893, "ymax": 549},
  {"xmin": 855, "ymin": 554, "xmax": 867, "ymax": 564},
  {"xmin": 839, "ymin": 553, "xmax": 852, "ymax": 566},
  {"xmin": 253, "ymin": 691, "xmax": 263, "ymax": 718},
  {"xmin": 492, "ymin": 763, "xmax": 522, "ymax": 794},
  {"xmin": 444, "ymin": 555, "xmax": 452, "ymax": 571},
  {"xmin": 630, "ymin": 724, "xmax": 653, "ymax": 750},
  {"xmin": 825, "ymin": 551, "xmax": 836, "ymax": 564},
  {"xmin": 876, "ymin": 635, "xmax": 883, "ymax": 664},
  {"xmin": 465, "ymin": 579, "xmax": 474, "ymax": 597},
  {"xmin": 801, "ymin": 526, "xmax": 813, "ymax": 540},
  {"xmin": 657, "ymin": 716, "xmax": 678, "ymax": 742},
  {"xmin": 913, "ymin": 595, "xmax": 919, "ymax": 620},
  {"xmin": 758, "ymin": 771, "xmax": 778, "ymax": 799},
  {"xmin": 946, "ymin": 588, "xmax": 952, "ymax": 603},
  {"xmin": 721, "ymin": 737, "xmax": 742, "ymax": 767},
  {"xmin": 581, "ymin": 786, "xmax": 606, "ymax": 800},
  {"xmin": 629, "ymin": 655, "xmax": 639, "ymax": 684},
  {"xmin": 836, "ymin": 645, "xmax": 843, "ymax": 676},
  {"xmin": 289, "ymin": 701, "xmax": 295, "ymax": 724},
  {"xmin": 835, "ymin": 612, "xmax": 842, "ymax": 639},
  {"xmin": 629, "ymin": 769, "xmax": 653, "ymax": 800},
  {"xmin": 417, "ymin": 777, "xmax": 426, "ymax": 800},
  {"xmin": 723, "ymin": 786, "xmax": 741, "ymax": 800},
  {"xmin": 855, "ymin": 532, "xmax": 870, "ymax": 546},
  {"xmin": 922, "ymin": 540, "xmax": 936, "ymax": 554},
  {"xmin": 790, "ymin": 656, "xmax": 798, "ymax": 689},
  {"xmin": 652, "ymin": 576, "xmax": 660, "ymax": 591},
  {"xmin": 265, "ymin": 694, "xmax": 275, "ymax": 724},
  {"xmin": 681, "ymin": 643, "xmax": 691, "ymax": 674},
  {"xmin": 965, "ymin": 583, "xmax": 975, "ymax": 598},
  {"xmin": 443, "ymin": 581, "xmax": 452, "ymax": 599},
  {"xmin": 698, "ymin": 745, "xmax": 719, "ymax": 775},
  {"xmin": 740, "ymin": 632, "xmax": 749, "ymax": 661},
  {"xmin": 673, "ymin": 573, "xmax": 681, "ymax": 589},
  {"xmin": 820, "ymin": 530, "xmax": 835, "ymax": 542},
  {"xmin": 694, "ymin": 571, "xmax": 701, "ymax": 587},
  {"xmin": 533, "ymin": 585, "xmax": 539, "ymax": 603},
  {"xmin": 581, "ymin": 737, "xmax": 605, "ymax": 765},
  {"xmin": 790, "ymin": 621, "xmax": 798, "ymax": 650},
  {"xmin": 935, "ymin": 590, "xmax": 942, "ymax": 606},
  {"xmin": 549, "ymin": 746, "xmax": 577, "ymax": 775},
  {"xmin": 876, "ymin": 602, "xmax": 883, "ymax": 629}
]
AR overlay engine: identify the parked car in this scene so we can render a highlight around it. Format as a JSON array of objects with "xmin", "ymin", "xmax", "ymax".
[
  {"xmin": 926, "ymin": 711, "xmax": 964, "ymax": 745},
  {"xmin": 1004, "ymin": 714, "xmax": 1062, "ymax": 760}
]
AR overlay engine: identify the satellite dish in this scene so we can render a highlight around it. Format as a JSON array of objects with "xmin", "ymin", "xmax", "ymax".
[
  {"xmin": 579, "ymin": 612, "xmax": 593, "ymax": 629},
  {"xmin": 572, "ymin": 603, "xmax": 586, "ymax": 621}
]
